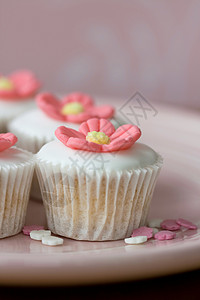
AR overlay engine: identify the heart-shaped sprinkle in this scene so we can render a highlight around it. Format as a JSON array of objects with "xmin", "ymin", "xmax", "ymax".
[
  {"xmin": 154, "ymin": 230, "xmax": 176, "ymax": 241},
  {"xmin": 42, "ymin": 236, "xmax": 64, "ymax": 246},
  {"xmin": 124, "ymin": 236, "xmax": 148, "ymax": 245},
  {"xmin": 176, "ymin": 218, "xmax": 197, "ymax": 230},
  {"xmin": 160, "ymin": 219, "xmax": 181, "ymax": 231},
  {"xmin": 30, "ymin": 230, "xmax": 51, "ymax": 241}
]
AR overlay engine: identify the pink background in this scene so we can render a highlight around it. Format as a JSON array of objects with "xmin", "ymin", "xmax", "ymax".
[{"xmin": 0, "ymin": 0, "xmax": 200, "ymax": 109}]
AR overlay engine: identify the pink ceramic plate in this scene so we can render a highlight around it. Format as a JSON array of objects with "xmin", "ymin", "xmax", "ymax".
[{"xmin": 0, "ymin": 101, "xmax": 200, "ymax": 286}]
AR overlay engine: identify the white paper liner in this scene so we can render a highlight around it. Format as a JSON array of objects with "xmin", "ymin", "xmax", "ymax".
[
  {"xmin": 36, "ymin": 154, "xmax": 163, "ymax": 241},
  {"xmin": 0, "ymin": 158, "xmax": 35, "ymax": 238}
]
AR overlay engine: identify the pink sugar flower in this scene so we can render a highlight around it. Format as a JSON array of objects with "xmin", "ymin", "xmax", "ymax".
[
  {"xmin": 0, "ymin": 70, "xmax": 40, "ymax": 100},
  {"xmin": 55, "ymin": 118, "xmax": 141, "ymax": 152},
  {"xmin": 36, "ymin": 92, "xmax": 115, "ymax": 123},
  {"xmin": 0, "ymin": 133, "xmax": 18, "ymax": 152}
]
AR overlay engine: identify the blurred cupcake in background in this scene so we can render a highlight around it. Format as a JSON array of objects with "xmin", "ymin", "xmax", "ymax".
[
  {"xmin": 0, "ymin": 70, "xmax": 41, "ymax": 132},
  {"xmin": 8, "ymin": 92, "xmax": 115, "ymax": 200},
  {"xmin": 0, "ymin": 133, "xmax": 34, "ymax": 238},
  {"xmin": 8, "ymin": 92, "xmax": 115, "ymax": 154}
]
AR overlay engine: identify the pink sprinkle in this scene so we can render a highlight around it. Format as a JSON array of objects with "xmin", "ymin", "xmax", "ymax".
[
  {"xmin": 176, "ymin": 218, "xmax": 197, "ymax": 230},
  {"xmin": 22, "ymin": 225, "xmax": 44, "ymax": 236},
  {"xmin": 131, "ymin": 226, "xmax": 153, "ymax": 239},
  {"xmin": 0, "ymin": 133, "xmax": 18, "ymax": 152},
  {"xmin": 161, "ymin": 219, "xmax": 181, "ymax": 231},
  {"xmin": 154, "ymin": 230, "xmax": 176, "ymax": 241}
]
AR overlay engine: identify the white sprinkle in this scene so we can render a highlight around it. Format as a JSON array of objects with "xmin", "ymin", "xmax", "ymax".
[
  {"xmin": 42, "ymin": 236, "xmax": 64, "ymax": 246},
  {"xmin": 124, "ymin": 236, "xmax": 147, "ymax": 244},
  {"xmin": 30, "ymin": 230, "xmax": 51, "ymax": 241},
  {"xmin": 147, "ymin": 219, "xmax": 163, "ymax": 228}
]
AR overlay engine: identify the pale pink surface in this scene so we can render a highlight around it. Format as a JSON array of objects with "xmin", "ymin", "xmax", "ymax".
[
  {"xmin": 176, "ymin": 218, "xmax": 197, "ymax": 230},
  {"xmin": 36, "ymin": 92, "xmax": 114, "ymax": 123},
  {"xmin": 55, "ymin": 118, "xmax": 141, "ymax": 152},
  {"xmin": 0, "ymin": 133, "xmax": 18, "ymax": 152},
  {"xmin": 0, "ymin": 103, "xmax": 199, "ymax": 286},
  {"xmin": 154, "ymin": 231, "xmax": 176, "ymax": 241},
  {"xmin": 131, "ymin": 227, "xmax": 153, "ymax": 239},
  {"xmin": 22, "ymin": 225, "xmax": 44, "ymax": 236},
  {"xmin": 0, "ymin": 70, "xmax": 40, "ymax": 100},
  {"xmin": 161, "ymin": 219, "xmax": 181, "ymax": 231}
]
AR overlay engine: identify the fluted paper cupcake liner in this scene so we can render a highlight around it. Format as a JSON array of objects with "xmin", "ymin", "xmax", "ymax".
[
  {"xmin": 36, "ymin": 154, "xmax": 163, "ymax": 241},
  {"xmin": 0, "ymin": 159, "xmax": 35, "ymax": 238}
]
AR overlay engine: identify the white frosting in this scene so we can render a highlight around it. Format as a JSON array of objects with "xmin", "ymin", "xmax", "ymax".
[
  {"xmin": 8, "ymin": 109, "xmax": 80, "ymax": 140},
  {"xmin": 8, "ymin": 109, "xmax": 120, "ymax": 145},
  {"xmin": 0, "ymin": 98, "xmax": 36, "ymax": 120},
  {"xmin": 0, "ymin": 147, "xmax": 33, "ymax": 167},
  {"xmin": 36, "ymin": 140, "xmax": 158, "ymax": 171}
]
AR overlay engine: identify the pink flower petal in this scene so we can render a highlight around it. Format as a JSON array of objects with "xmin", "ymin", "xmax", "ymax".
[
  {"xmin": 131, "ymin": 226, "xmax": 153, "ymax": 239},
  {"xmin": 62, "ymin": 92, "xmax": 94, "ymax": 109},
  {"xmin": 161, "ymin": 219, "xmax": 181, "ymax": 231},
  {"xmin": 101, "ymin": 124, "xmax": 141, "ymax": 152},
  {"xmin": 0, "ymin": 139, "xmax": 12, "ymax": 152},
  {"xmin": 176, "ymin": 218, "xmax": 197, "ymax": 230},
  {"xmin": 78, "ymin": 121, "xmax": 90, "ymax": 136},
  {"xmin": 110, "ymin": 124, "xmax": 141, "ymax": 142},
  {"xmin": 79, "ymin": 118, "xmax": 115, "ymax": 137},
  {"xmin": 99, "ymin": 119, "xmax": 115, "ymax": 137},
  {"xmin": 0, "ymin": 133, "xmax": 18, "ymax": 152},
  {"xmin": 102, "ymin": 136, "xmax": 133, "ymax": 152},
  {"xmin": 10, "ymin": 70, "xmax": 40, "ymax": 98},
  {"xmin": 55, "ymin": 126, "xmax": 85, "ymax": 145},
  {"xmin": 66, "ymin": 112, "xmax": 91, "ymax": 123},
  {"xmin": 36, "ymin": 93, "xmax": 65, "ymax": 121},
  {"xmin": 88, "ymin": 105, "xmax": 114, "ymax": 119},
  {"xmin": 154, "ymin": 231, "xmax": 176, "ymax": 241},
  {"xmin": 79, "ymin": 118, "xmax": 99, "ymax": 135},
  {"xmin": 67, "ymin": 137, "xmax": 101, "ymax": 152},
  {"xmin": 0, "ymin": 89, "xmax": 18, "ymax": 99}
]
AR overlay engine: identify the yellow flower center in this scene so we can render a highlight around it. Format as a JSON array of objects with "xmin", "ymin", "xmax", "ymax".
[
  {"xmin": 86, "ymin": 131, "xmax": 110, "ymax": 145},
  {"xmin": 61, "ymin": 102, "xmax": 84, "ymax": 115},
  {"xmin": 0, "ymin": 77, "xmax": 14, "ymax": 91}
]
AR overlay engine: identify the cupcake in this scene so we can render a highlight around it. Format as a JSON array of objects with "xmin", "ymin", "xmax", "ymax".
[
  {"xmin": 8, "ymin": 92, "xmax": 115, "ymax": 154},
  {"xmin": 36, "ymin": 118, "xmax": 163, "ymax": 241},
  {"xmin": 0, "ymin": 70, "xmax": 41, "ymax": 132},
  {"xmin": 0, "ymin": 133, "xmax": 34, "ymax": 238}
]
